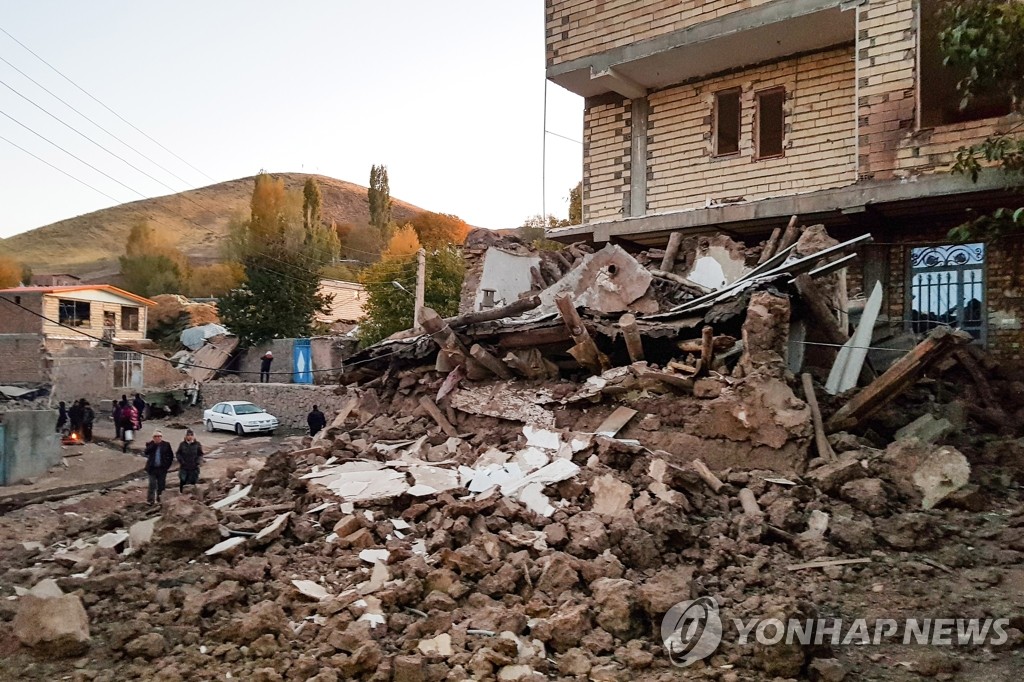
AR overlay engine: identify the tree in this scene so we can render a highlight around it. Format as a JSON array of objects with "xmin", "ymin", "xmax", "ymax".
[
  {"xmin": 0, "ymin": 254, "xmax": 25, "ymax": 288},
  {"xmin": 358, "ymin": 246, "xmax": 464, "ymax": 346},
  {"xmin": 409, "ymin": 211, "xmax": 470, "ymax": 246},
  {"xmin": 119, "ymin": 220, "xmax": 189, "ymax": 297},
  {"xmin": 368, "ymin": 164, "xmax": 392, "ymax": 234},
  {"xmin": 302, "ymin": 177, "xmax": 323, "ymax": 233},
  {"xmin": 516, "ymin": 214, "xmax": 570, "ymax": 250},
  {"xmin": 218, "ymin": 173, "xmax": 333, "ymax": 346},
  {"xmin": 187, "ymin": 262, "xmax": 245, "ymax": 297},
  {"xmin": 384, "ymin": 224, "xmax": 422, "ymax": 259},
  {"xmin": 568, "ymin": 181, "xmax": 583, "ymax": 225},
  {"xmin": 940, "ymin": 0, "xmax": 1024, "ymax": 239}
]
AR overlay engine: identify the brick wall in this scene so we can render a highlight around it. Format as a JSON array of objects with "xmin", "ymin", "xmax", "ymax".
[
  {"xmin": 546, "ymin": 0, "xmax": 775, "ymax": 67},
  {"xmin": 583, "ymin": 95, "xmax": 631, "ymax": 222},
  {"xmin": 647, "ymin": 47, "xmax": 856, "ymax": 213},
  {"xmin": 856, "ymin": 0, "xmax": 1021, "ymax": 181},
  {"xmin": 0, "ymin": 293, "xmax": 43, "ymax": 334},
  {"xmin": 0, "ymin": 335, "xmax": 46, "ymax": 383}
]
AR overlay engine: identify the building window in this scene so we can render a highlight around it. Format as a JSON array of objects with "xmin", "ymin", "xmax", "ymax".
[
  {"xmin": 906, "ymin": 243, "xmax": 985, "ymax": 343},
  {"xmin": 919, "ymin": 0, "xmax": 1012, "ymax": 127},
  {"xmin": 755, "ymin": 88, "xmax": 785, "ymax": 159},
  {"xmin": 113, "ymin": 351, "xmax": 144, "ymax": 389},
  {"xmin": 121, "ymin": 306, "xmax": 140, "ymax": 331},
  {"xmin": 58, "ymin": 299, "xmax": 91, "ymax": 327},
  {"xmin": 714, "ymin": 89, "xmax": 741, "ymax": 156}
]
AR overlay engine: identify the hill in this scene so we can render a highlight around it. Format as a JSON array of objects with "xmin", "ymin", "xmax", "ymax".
[{"xmin": 0, "ymin": 173, "xmax": 429, "ymax": 278}]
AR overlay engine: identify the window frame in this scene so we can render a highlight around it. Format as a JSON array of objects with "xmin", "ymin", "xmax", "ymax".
[
  {"xmin": 754, "ymin": 87, "xmax": 786, "ymax": 160},
  {"xmin": 120, "ymin": 305, "xmax": 140, "ymax": 332},
  {"xmin": 713, "ymin": 88, "xmax": 742, "ymax": 158},
  {"xmin": 57, "ymin": 299, "xmax": 91, "ymax": 328},
  {"xmin": 904, "ymin": 242, "xmax": 987, "ymax": 346}
]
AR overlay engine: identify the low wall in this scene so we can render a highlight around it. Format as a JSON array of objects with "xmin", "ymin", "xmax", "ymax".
[
  {"xmin": 200, "ymin": 383, "xmax": 350, "ymax": 431},
  {"xmin": 0, "ymin": 410, "xmax": 62, "ymax": 485}
]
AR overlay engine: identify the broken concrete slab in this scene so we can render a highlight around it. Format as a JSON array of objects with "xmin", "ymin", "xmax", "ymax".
[
  {"xmin": 13, "ymin": 592, "xmax": 90, "ymax": 657},
  {"xmin": 291, "ymin": 580, "xmax": 330, "ymax": 601},
  {"xmin": 591, "ymin": 474, "xmax": 633, "ymax": 517},
  {"xmin": 895, "ymin": 414, "xmax": 954, "ymax": 445},
  {"xmin": 204, "ymin": 537, "xmax": 246, "ymax": 557},
  {"xmin": 913, "ymin": 446, "xmax": 971, "ymax": 510}
]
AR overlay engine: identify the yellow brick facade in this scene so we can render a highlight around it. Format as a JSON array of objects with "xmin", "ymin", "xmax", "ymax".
[
  {"xmin": 646, "ymin": 47, "xmax": 856, "ymax": 214},
  {"xmin": 546, "ymin": 0, "xmax": 775, "ymax": 66},
  {"xmin": 40, "ymin": 293, "xmax": 147, "ymax": 342},
  {"xmin": 583, "ymin": 98, "xmax": 632, "ymax": 222}
]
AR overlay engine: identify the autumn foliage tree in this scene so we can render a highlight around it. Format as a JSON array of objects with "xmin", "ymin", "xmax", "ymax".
[
  {"xmin": 218, "ymin": 173, "xmax": 339, "ymax": 345},
  {"xmin": 408, "ymin": 211, "xmax": 470, "ymax": 246},
  {"xmin": 119, "ymin": 220, "xmax": 191, "ymax": 297},
  {"xmin": 368, "ymin": 164, "xmax": 393, "ymax": 235},
  {"xmin": 358, "ymin": 228, "xmax": 464, "ymax": 346},
  {"xmin": 0, "ymin": 254, "xmax": 26, "ymax": 288}
]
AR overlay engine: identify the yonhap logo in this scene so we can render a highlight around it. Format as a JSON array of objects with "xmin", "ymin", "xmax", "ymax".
[{"xmin": 661, "ymin": 596, "xmax": 723, "ymax": 667}]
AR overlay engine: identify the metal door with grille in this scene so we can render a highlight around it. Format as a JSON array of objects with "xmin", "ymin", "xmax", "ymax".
[
  {"xmin": 906, "ymin": 243, "xmax": 986, "ymax": 344},
  {"xmin": 113, "ymin": 351, "xmax": 144, "ymax": 389}
]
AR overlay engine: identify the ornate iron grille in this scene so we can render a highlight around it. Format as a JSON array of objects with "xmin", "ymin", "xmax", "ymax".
[{"xmin": 906, "ymin": 243, "xmax": 985, "ymax": 343}]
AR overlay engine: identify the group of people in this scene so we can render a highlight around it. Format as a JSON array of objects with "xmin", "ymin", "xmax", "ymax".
[
  {"xmin": 113, "ymin": 394, "xmax": 148, "ymax": 452},
  {"xmin": 55, "ymin": 399, "xmax": 96, "ymax": 442},
  {"xmin": 142, "ymin": 429, "xmax": 204, "ymax": 505}
]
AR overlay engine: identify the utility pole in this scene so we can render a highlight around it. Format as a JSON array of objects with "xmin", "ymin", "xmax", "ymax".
[{"xmin": 414, "ymin": 248, "xmax": 426, "ymax": 330}]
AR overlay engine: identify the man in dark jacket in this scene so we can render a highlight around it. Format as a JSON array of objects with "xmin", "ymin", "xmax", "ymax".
[
  {"xmin": 56, "ymin": 401, "xmax": 68, "ymax": 434},
  {"xmin": 68, "ymin": 400, "xmax": 83, "ymax": 439},
  {"xmin": 176, "ymin": 429, "xmax": 204, "ymax": 493},
  {"xmin": 260, "ymin": 352, "xmax": 274, "ymax": 383},
  {"xmin": 144, "ymin": 430, "xmax": 174, "ymax": 505},
  {"xmin": 307, "ymin": 405, "xmax": 327, "ymax": 436},
  {"xmin": 112, "ymin": 397, "xmax": 122, "ymax": 440},
  {"xmin": 81, "ymin": 401, "xmax": 95, "ymax": 443},
  {"xmin": 133, "ymin": 393, "xmax": 147, "ymax": 421}
]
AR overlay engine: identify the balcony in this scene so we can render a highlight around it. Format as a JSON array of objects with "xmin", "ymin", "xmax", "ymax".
[{"xmin": 547, "ymin": 0, "xmax": 856, "ymax": 99}]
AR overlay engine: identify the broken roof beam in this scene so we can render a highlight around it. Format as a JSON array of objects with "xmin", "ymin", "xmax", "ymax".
[
  {"xmin": 826, "ymin": 326, "xmax": 972, "ymax": 433},
  {"xmin": 445, "ymin": 296, "xmax": 541, "ymax": 329},
  {"xmin": 660, "ymin": 232, "xmax": 684, "ymax": 272},
  {"xmin": 618, "ymin": 313, "xmax": 644, "ymax": 363},
  {"xmin": 554, "ymin": 294, "xmax": 611, "ymax": 374}
]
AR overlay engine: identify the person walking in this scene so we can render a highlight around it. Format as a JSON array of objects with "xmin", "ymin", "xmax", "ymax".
[
  {"xmin": 112, "ymin": 398, "xmax": 123, "ymax": 440},
  {"xmin": 307, "ymin": 404, "xmax": 327, "ymax": 436},
  {"xmin": 133, "ymin": 393, "xmax": 147, "ymax": 422},
  {"xmin": 259, "ymin": 351, "xmax": 274, "ymax": 383},
  {"xmin": 143, "ymin": 430, "xmax": 174, "ymax": 505},
  {"xmin": 121, "ymin": 401, "xmax": 140, "ymax": 453},
  {"xmin": 56, "ymin": 401, "xmax": 68, "ymax": 434},
  {"xmin": 176, "ymin": 429, "xmax": 204, "ymax": 493},
  {"xmin": 81, "ymin": 401, "xmax": 95, "ymax": 443}
]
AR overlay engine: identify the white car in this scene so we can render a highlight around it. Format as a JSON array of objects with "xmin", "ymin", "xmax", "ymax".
[{"xmin": 203, "ymin": 401, "xmax": 280, "ymax": 435}]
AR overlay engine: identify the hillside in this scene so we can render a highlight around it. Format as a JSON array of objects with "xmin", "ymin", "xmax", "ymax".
[{"xmin": 0, "ymin": 173, "xmax": 428, "ymax": 278}]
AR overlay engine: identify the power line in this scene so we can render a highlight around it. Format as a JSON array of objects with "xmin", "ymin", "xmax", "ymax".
[
  {"xmin": 0, "ymin": 53, "xmax": 193, "ymax": 186},
  {"xmin": 0, "ymin": 132, "xmax": 124, "ymax": 205},
  {"xmin": 0, "ymin": 294, "xmax": 415, "ymax": 375},
  {"xmin": 0, "ymin": 24, "xmax": 215, "ymax": 183}
]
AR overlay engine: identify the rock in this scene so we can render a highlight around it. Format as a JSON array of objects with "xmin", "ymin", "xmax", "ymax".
[
  {"xmin": 806, "ymin": 456, "xmax": 865, "ymax": 494},
  {"xmin": 591, "ymin": 578, "xmax": 642, "ymax": 639},
  {"xmin": 830, "ymin": 515, "xmax": 876, "ymax": 553},
  {"xmin": 496, "ymin": 664, "xmax": 543, "ymax": 681},
  {"xmin": 638, "ymin": 565, "xmax": 694, "ymax": 618},
  {"xmin": 565, "ymin": 512, "xmax": 609, "ymax": 558},
  {"xmin": 614, "ymin": 641, "xmax": 654, "ymax": 669},
  {"xmin": 392, "ymin": 654, "xmax": 426, "ymax": 682},
  {"xmin": 591, "ymin": 475, "xmax": 633, "ymax": 517},
  {"xmin": 693, "ymin": 378, "xmax": 724, "ymax": 399},
  {"xmin": 895, "ymin": 414, "xmax": 954, "ymax": 444},
  {"xmin": 876, "ymin": 513, "xmax": 940, "ymax": 551},
  {"xmin": 557, "ymin": 648, "xmax": 592, "ymax": 676},
  {"xmin": 531, "ymin": 603, "xmax": 591, "ymax": 652},
  {"xmin": 151, "ymin": 497, "xmax": 221, "ymax": 556},
  {"xmin": 535, "ymin": 552, "xmax": 579, "ymax": 596},
  {"xmin": 224, "ymin": 600, "xmax": 288, "ymax": 643},
  {"xmin": 13, "ymin": 593, "xmax": 91, "ymax": 657},
  {"xmin": 809, "ymin": 657, "xmax": 848, "ymax": 682},
  {"xmin": 124, "ymin": 632, "xmax": 167, "ymax": 659},
  {"xmin": 912, "ymin": 446, "xmax": 970, "ymax": 510},
  {"xmin": 839, "ymin": 478, "xmax": 889, "ymax": 516},
  {"xmin": 945, "ymin": 484, "xmax": 986, "ymax": 512},
  {"xmin": 251, "ymin": 669, "xmax": 283, "ymax": 682},
  {"xmin": 128, "ymin": 517, "xmax": 159, "ymax": 550}
]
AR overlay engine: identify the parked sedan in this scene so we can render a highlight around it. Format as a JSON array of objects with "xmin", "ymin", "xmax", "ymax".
[{"xmin": 203, "ymin": 401, "xmax": 280, "ymax": 435}]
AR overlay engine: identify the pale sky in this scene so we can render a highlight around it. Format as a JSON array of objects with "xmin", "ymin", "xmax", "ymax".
[{"xmin": 0, "ymin": 1, "xmax": 582, "ymax": 238}]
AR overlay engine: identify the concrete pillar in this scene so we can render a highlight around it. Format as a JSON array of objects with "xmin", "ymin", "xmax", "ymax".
[{"xmin": 629, "ymin": 96, "xmax": 649, "ymax": 217}]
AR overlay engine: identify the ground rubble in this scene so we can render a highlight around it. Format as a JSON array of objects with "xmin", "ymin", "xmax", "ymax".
[{"xmin": 3, "ymin": 225, "xmax": 1024, "ymax": 680}]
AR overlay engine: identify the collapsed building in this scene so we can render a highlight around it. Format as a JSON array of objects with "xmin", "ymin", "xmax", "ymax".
[{"xmin": 4, "ymin": 222, "xmax": 1024, "ymax": 681}]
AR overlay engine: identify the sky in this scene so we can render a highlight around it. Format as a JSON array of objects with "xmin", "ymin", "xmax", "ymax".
[{"xmin": 0, "ymin": 1, "xmax": 583, "ymax": 238}]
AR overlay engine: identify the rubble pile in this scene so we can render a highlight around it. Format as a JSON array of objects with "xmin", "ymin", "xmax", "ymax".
[{"xmin": 3, "ymin": 224, "xmax": 1024, "ymax": 680}]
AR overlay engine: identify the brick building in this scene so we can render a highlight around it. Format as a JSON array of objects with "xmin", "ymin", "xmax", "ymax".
[{"xmin": 546, "ymin": 0, "xmax": 1024, "ymax": 360}]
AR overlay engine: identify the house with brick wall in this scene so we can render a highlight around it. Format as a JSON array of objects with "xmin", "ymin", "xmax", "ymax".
[
  {"xmin": 0, "ymin": 284, "xmax": 169, "ymax": 400},
  {"xmin": 546, "ymin": 0, "xmax": 1024, "ymax": 360}
]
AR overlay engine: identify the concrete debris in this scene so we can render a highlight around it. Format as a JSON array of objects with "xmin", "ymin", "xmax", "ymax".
[{"xmin": 6, "ymin": 224, "xmax": 1024, "ymax": 682}]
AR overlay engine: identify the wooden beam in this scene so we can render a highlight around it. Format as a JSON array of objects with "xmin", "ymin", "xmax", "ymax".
[
  {"xmin": 637, "ymin": 369, "xmax": 694, "ymax": 392},
  {"xmin": 801, "ymin": 372, "xmax": 836, "ymax": 461},
  {"xmin": 418, "ymin": 395, "xmax": 459, "ymax": 438},
  {"xmin": 649, "ymin": 269, "xmax": 711, "ymax": 296},
  {"xmin": 793, "ymin": 275, "xmax": 849, "ymax": 348},
  {"xmin": 826, "ymin": 327, "xmax": 972, "ymax": 432},
  {"xmin": 445, "ymin": 296, "xmax": 541, "ymax": 328},
  {"xmin": 786, "ymin": 557, "xmax": 871, "ymax": 572},
  {"xmin": 758, "ymin": 226, "xmax": 783, "ymax": 264},
  {"xmin": 554, "ymin": 294, "xmax": 610, "ymax": 373},
  {"xmin": 618, "ymin": 313, "xmax": 644, "ymax": 362},
  {"xmin": 469, "ymin": 344, "xmax": 512, "ymax": 379},
  {"xmin": 691, "ymin": 459, "xmax": 725, "ymax": 493},
  {"xmin": 777, "ymin": 215, "xmax": 801, "ymax": 252},
  {"xmin": 698, "ymin": 325, "xmax": 713, "ymax": 377},
  {"xmin": 953, "ymin": 348, "xmax": 1000, "ymax": 410},
  {"xmin": 738, "ymin": 488, "xmax": 762, "ymax": 517},
  {"xmin": 420, "ymin": 307, "xmax": 470, "ymax": 363},
  {"xmin": 660, "ymin": 231, "xmax": 684, "ymax": 272}
]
